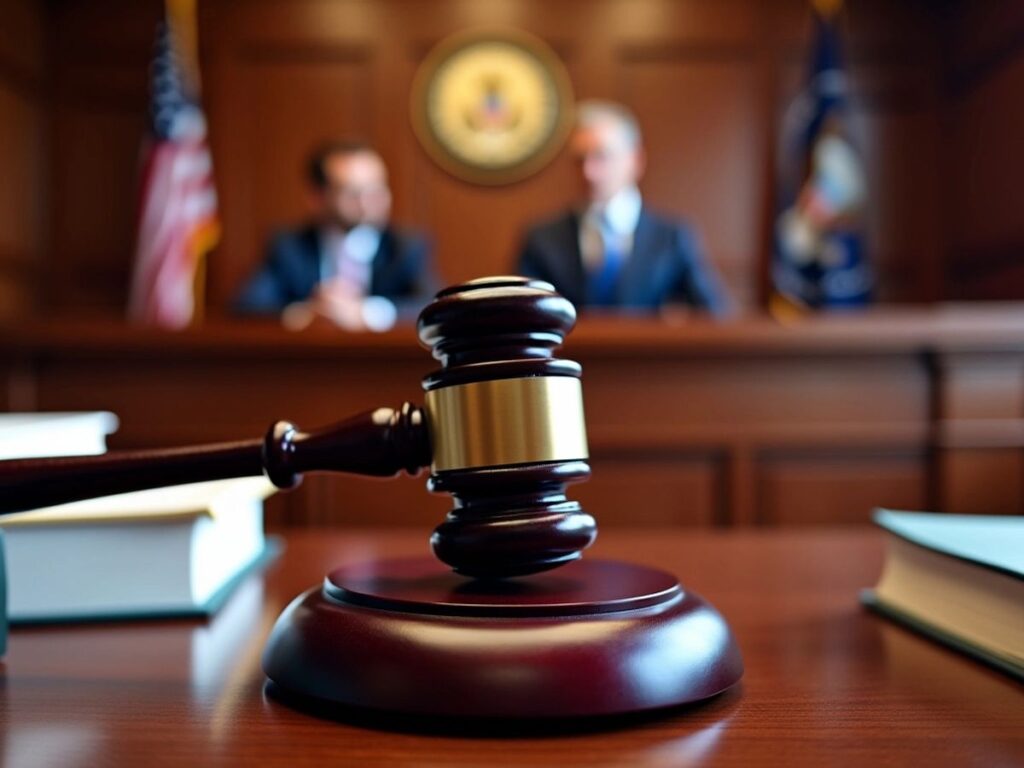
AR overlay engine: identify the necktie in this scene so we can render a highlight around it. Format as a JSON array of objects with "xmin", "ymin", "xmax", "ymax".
[{"xmin": 587, "ymin": 215, "xmax": 624, "ymax": 307}]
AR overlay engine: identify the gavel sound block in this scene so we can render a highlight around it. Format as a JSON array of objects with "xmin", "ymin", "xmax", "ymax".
[{"xmin": 0, "ymin": 277, "xmax": 742, "ymax": 719}]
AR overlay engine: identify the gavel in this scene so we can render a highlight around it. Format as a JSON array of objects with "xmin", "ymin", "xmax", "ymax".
[
  {"xmin": 0, "ymin": 275, "xmax": 744, "ymax": 719},
  {"xmin": 0, "ymin": 276, "xmax": 596, "ymax": 579}
]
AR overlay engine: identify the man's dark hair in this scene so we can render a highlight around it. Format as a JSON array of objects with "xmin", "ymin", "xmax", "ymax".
[{"xmin": 306, "ymin": 140, "xmax": 377, "ymax": 189}]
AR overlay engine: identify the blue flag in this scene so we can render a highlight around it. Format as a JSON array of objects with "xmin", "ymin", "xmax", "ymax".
[{"xmin": 773, "ymin": 5, "xmax": 871, "ymax": 309}]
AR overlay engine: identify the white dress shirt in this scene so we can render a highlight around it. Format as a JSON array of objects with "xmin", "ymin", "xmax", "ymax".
[
  {"xmin": 313, "ymin": 224, "xmax": 395, "ymax": 331},
  {"xmin": 319, "ymin": 224, "xmax": 381, "ymax": 294}
]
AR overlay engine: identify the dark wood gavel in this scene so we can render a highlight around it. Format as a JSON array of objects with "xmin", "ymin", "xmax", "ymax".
[{"xmin": 0, "ymin": 277, "xmax": 597, "ymax": 579}]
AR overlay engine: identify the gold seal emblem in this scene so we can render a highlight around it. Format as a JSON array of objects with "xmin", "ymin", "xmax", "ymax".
[{"xmin": 411, "ymin": 29, "xmax": 574, "ymax": 185}]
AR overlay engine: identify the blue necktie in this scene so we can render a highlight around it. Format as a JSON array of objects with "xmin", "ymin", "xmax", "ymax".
[{"xmin": 587, "ymin": 218, "xmax": 624, "ymax": 307}]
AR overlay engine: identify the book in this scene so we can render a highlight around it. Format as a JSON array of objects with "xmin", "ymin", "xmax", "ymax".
[
  {"xmin": 0, "ymin": 530, "xmax": 5, "ymax": 654},
  {"xmin": 0, "ymin": 411, "xmax": 119, "ymax": 459},
  {"xmin": 0, "ymin": 410, "xmax": 119, "ymax": 646},
  {"xmin": 0, "ymin": 477, "xmax": 279, "ymax": 623},
  {"xmin": 862, "ymin": 509, "xmax": 1024, "ymax": 681}
]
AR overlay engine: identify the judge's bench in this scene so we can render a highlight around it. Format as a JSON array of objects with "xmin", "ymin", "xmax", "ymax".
[{"xmin": 3, "ymin": 303, "xmax": 1023, "ymax": 531}]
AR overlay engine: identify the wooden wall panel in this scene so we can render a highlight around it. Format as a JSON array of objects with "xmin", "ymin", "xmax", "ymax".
[
  {"xmin": 939, "ymin": 450, "xmax": 1024, "ymax": 517},
  {"xmin": 264, "ymin": 473, "xmax": 449, "ymax": 530},
  {"xmin": 758, "ymin": 451, "xmax": 927, "ymax": 526},
  {"xmin": 0, "ymin": 84, "xmax": 44, "ymax": 254},
  {"xmin": 51, "ymin": 107, "xmax": 146, "ymax": 309},
  {"xmin": 48, "ymin": 3, "xmax": 158, "ymax": 312},
  {"xmin": 0, "ymin": 0, "xmax": 46, "ymax": 319},
  {"xmin": 0, "ymin": 0, "xmax": 46, "ymax": 76},
  {"xmin": 577, "ymin": 453, "xmax": 724, "ymax": 527},
  {"xmin": 947, "ymin": 52, "xmax": 1024, "ymax": 298},
  {"xmin": 945, "ymin": 0, "xmax": 1024, "ymax": 300},
  {"xmin": 405, "ymin": 135, "xmax": 581, "ymax": 287},
  {"xmin": 0, "ymin": 82, "xmax": 44, "ymax": 316},
  {"xmin": 577, "ymin": 355, "xmax": 929, "ymax": 431},
  {"xmin": 31, "ymin": 0, "xmax": 956, "ymax": 315},
  {"xmin": 933, "ymin": 348, "xmax": 1024, "ymax": 515},
  {"xmin": 937, "ymin": 354, "xmax": 1024, "ymax": 421},
  {"xmin": 215, "ymin": 46, "xmax": 375, "ymax": 299},
  {"xmin": 619, "ymin": 50, "xmax": 761, "ymax": 307},
  {"xmin": 857, "ymin": 109, "xmax": 944, "ymax": 302}
]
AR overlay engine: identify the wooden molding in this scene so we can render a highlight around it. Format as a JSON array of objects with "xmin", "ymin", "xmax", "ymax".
[
  {"xmin": 617, "ymin": 41, "xmax": 754, "ymax": 63},
  {"xmin": 937, "ymin": 419, "xmax": 1024, "ymax": 450},
  {"xmin": 409, "ymin": 36, "xmax": 575, "ymax": 62},
  {"xmin": 234, "ymin": 41, "xmax": 372, "ymax": 64}
]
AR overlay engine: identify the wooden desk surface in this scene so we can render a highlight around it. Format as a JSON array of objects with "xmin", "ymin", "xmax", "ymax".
[{"xmin": 2, "ymin": 529, "xmax": 1021, "ymax": 766}]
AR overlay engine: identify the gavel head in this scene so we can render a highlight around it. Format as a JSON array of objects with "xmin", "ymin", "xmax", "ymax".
[{"xmin": 417, "ymin": 276, "xmax": 596, "ymax": 578}]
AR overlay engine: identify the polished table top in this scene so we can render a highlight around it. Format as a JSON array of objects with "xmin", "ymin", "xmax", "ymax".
[{"xmin": 2, "ymin": 529, "xmax": 1022, "ymax": 766}]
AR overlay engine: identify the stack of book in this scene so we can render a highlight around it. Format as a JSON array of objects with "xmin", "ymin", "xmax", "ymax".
[{"xmin": 0, "ymin": 412, "xmax": 277, "ymax": 627}]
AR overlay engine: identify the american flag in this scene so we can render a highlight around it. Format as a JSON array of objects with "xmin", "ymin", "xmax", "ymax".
[{"xmin": 128, "ymin": 0, "xmax": 219, "ymax": 329}]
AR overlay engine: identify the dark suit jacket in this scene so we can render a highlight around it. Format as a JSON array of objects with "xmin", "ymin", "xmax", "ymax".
[
  {"xmin": 234, "ymin": 224, "xmax": 437, "ymax": 316},
  {"xmin": 516, "ymin": 208, "xmax": 730, "ymax": 314}
]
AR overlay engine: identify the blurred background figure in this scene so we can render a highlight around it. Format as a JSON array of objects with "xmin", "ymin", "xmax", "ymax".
[
  {"xmin": 516, "ymin": 100, "xmax": 730, "ymax": 315},
  {"xmin": 234, "ymin": 141, "xmax": 437, "ymax": 331}
]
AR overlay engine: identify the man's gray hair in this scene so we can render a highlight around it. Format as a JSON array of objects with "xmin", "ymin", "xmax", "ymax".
[{"xmin": 574, "ymin": 100, "xmax": 642, "ymax": 149}]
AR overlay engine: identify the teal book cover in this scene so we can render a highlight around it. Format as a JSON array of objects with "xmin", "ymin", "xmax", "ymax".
[
  {"xmin": 871, "ymin": 509, "xmax": 1024, "ymax": 580},
  {"xmin": 0, "ymin": 529, "xmax": 7, "ymax": 656}
]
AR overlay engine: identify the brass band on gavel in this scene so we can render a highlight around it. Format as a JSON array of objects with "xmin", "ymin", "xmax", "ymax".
[{"xmin": 424, "ymin": 376, "xmax": 589, "ymax": 472}]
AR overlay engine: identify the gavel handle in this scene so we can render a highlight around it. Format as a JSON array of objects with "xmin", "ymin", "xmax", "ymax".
[{"xmin": 0, "ymin": 403, "xmax": 430, "ymax": 515}]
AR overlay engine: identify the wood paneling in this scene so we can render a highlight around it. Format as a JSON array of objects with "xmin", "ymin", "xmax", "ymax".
[
  {"xmin": 47, "ymin": 2, "xmax": 157, "ymax": 312},
  {"xmin": 577, "ymin": 453, "xmax": 725, "ymax": 527},
  {"xmin": 948, "ymin": 46, "xmax": 1024, "ymax": 295},
  {"xmin": 29, "ymin": 0, "xmax": 958, "ymax": 314},
  {"xmin": 50, "ymin": 107, "xmax": 146, "ymax": 308},
  {"xmin": 0, "ymin": 0, "xmax": 47, "ymax": 319},
  {"xmin": 758, "ymin": 450, "xmax": 927, "ymax": 525},
  {"xmin": 936, "ymin": 353, "xmax": 1024, "ymax": 421},
  {"xmin": 939, "ymin": 449, "xmax": 1024, "ymax": 516},
  {"xmin": 858, "ymin": 109, "xmax": 944, "ymax": 302},
  {"xmin": 619, "ymin": 48, "xmax": 761, "ymax": 307},
  {"xmin": 945, "ymin": 0, "xmax": 1024, "ymax": 300},
  {"xmin": 265, "ymin": 472, "xmax": 449, "ymax": 529},
  {"xmin": 933, "ymin": 348, "xmax": 1024, "ymax": 515},
  {"xmin": 5, "ymin": 307, "xmax": 1024, "ymax": 527},
  {"xmin": 215, "ymin": 44, "xmax": 374, "ymax": 301}
]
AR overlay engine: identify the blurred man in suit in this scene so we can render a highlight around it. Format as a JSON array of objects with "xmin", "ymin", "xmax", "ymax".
[
  {"xmin": 235, "ymin": 142, "xmax": 437, "ymax": 330},
  {"xmin": 517, "ymin": 101, "xmax": 730, "ymax": 314}
]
